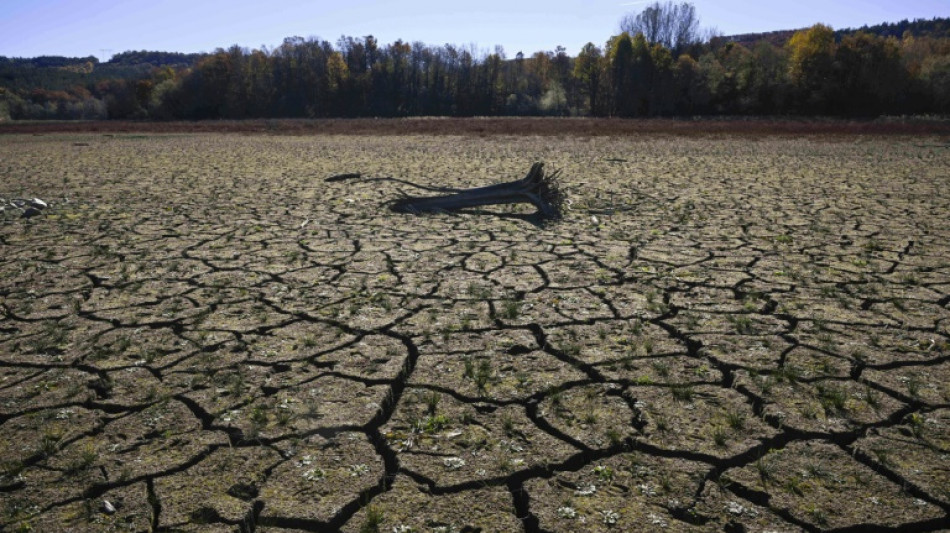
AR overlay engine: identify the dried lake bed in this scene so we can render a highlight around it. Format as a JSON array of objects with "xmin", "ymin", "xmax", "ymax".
[{"xmin": 1, "ymin": 131, "xmax": 949, "ymax": 531}]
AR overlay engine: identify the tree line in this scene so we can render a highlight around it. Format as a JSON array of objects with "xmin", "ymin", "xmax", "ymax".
[{"xmin": 2, "ymin": 11, "xmax": 949, "ymax": 120}]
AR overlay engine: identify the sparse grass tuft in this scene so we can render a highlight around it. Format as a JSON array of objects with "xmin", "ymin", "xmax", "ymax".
[{"xmin": 360, "ymin": 505, "xmax": 384, "ymax": 533}]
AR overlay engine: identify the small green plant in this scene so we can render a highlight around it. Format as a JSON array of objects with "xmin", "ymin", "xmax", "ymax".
[
  {"xmin": 562, "ymin": 341, "xmax": 582, "ymax": 357},
  {"xmin": 1, "ymin": 460, "xmax": 25, "ymax": 480},
  {"xmin": 642, "ymin": 338, "xmax": 654, "ymax": 354},
  {"xmin": 807, "ymin": 505, "xmax": 828, "ymax": 526},
  {"xmin": 515, "ymin": 372, "xmax": 530, "ymax": 388},
  {"xmin": 783, "ymin": 475, "xmax": 805, "ymax": 496},
  {"xmin": 900, "ymin": 273, "xmax": 919, "ymax": 285},
  {"xmin": 473, "ymin": 359, "xmax": 492, "ymax": 394},
  {"xmin": 496, "ymin": 453, "xmax": 514, "ymax": 473},
  {"xmin": 583, "ymin": 408, "xmax": 599, "ymax": 425},
  {"xmin": 64, "ymin": 443, "xmax": 98, "ymax": 475},
  {"xmin": 730, "ymin": 315, "xmax": 754, "ymax": 334},
  {"xmin": 276, "ymin": 409, "xmax": 293, "ymax": 426},
  {"xmin": 905, "ymin": 374, "xmax": 922, "ymax": 399},
  {"xmin": 467, "ymin": 283, "xmax": 491, "ymax": 299},
  {"xmin": 755, "ymin": 454, "xmax": 776, "ymax": 487},
  {"xmin": 906, "ymin": 412, "xmax": 926, "ymax": 438},
  {"xmin": 500, "ymin": 298, "xmax": 521, "ymax": 320},
  {"xmin": 226, "ymin": 372, "xmax": 245, "ymax": 397},
  {"xmin": 724, "ymin": 408, "xmax": 746, "ymax": 431},
  {"xmin": 423, "ymin": 391, "xmax": 441, "ymax": 415},
  {"xmin": 39, "ymin": 430, "xmax": 62, "ymax": 458},
  {"xmin": 629, "ymin": 320, "xmax": 644, "ymax": 336},
  {"xmin": 417, "ymin": 414, "xmax": 448, "ymax": 434},
  {"xmin": 651, "ymin": 361, "xmax": 670, "ymax": 378},
  {"xmin": 360, "ymin": 505, "xmax": 385, "ymax": 533},
  {"xmin": 501, "ymin": 412, "xmax": 515, "ymax": 435},
  {"xmin": 670, "ymin": 384, "xmax": 694, "ymax": 402},
  {"xmin": 249, "ymin": 405, "xmax": 269, "ymax": 425},
  {"xmin": 606, "ymin": 428, "xmax": 623, "ymax": 446},
  {"xmin": 871, "ymin": 446, "xmax": 891, "ymax": 466},
  {"xmin": 800, "ymin": 402, "xmax": 821, "ymax": 419},
  {"xmin": 816, "ymin": 382, "xmax": 847, "ymax": 413},
  {"xmin": 805, "ymin": 461, "xmax": 827, "ymax": 480},
  {"xmin": 712, "ymin": 425, "xmax": 728, "ymax": 447},
  {"xmin": 774, "ymin": 364, "xmax": 802, "ymax": 384},
  {"xmin": 863, "ymin": 239, "xmax": 882, "ymax": 254},
  {"xmin": 593, "ymin": 465, "xmax": 615, "ymax": 483}
]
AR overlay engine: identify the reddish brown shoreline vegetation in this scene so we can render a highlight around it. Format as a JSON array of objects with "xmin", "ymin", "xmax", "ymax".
[{"xmin": 2, "ymin": 117, "xmax": 950, "ymax": 137}]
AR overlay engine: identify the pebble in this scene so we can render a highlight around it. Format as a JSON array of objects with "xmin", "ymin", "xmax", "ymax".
[{"xmin": 101, "ymin": 500, "xmax": 116, "ymax": 515}]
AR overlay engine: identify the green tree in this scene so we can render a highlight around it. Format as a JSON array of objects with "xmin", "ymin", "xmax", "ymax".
[
  {"xmin": 649, "ymin": 42, "xmax": 675, "ymax": 114},
  {"xmin": 608, "ymin": 33, "xmax": 635, "ymax": 116},
  {"xmin": 608, "ymin": 32, "xmax": 654, "ymax": 116},
  {"xmin": 920, "ymin": 54, "xmax": 950, "ymax": 113},
  {"xmin": 834, "ymin": 32, "xmax": 907, "ymax": 114},
  {"xmin": 672, "ymin": 54, "xmax": 710, "ymax": 114},
  {"xmin": 574, "ymin": 43, "xmax": 604, "ymax": 115}
]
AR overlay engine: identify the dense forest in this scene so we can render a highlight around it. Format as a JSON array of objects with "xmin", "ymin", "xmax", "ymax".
[{"xmin": 1, "ymin": 4, "xmax": 948, "ymax": 120}]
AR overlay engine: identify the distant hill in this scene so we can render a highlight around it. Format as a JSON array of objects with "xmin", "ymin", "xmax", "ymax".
[
  {"xmin": 0, "ymin": 55, "xmax": 99, "ymax": 69},
  {"xmin": 836, "ymin": 16, "xmax": 950, "ymax": 40},
  {"xmin": 717, "ymin": 30, "xmax": 797, "ymax": 48},
  {"xmin": 105, "ymin": 50, "xmax": 205, "ymax": 67},
  {"xmin": 0, "ymin": 51, "xmax": 205, "ymax": 92},
  {"xmin": 722, "ymin": 16, "xmax": 950, "ymax": 47}
]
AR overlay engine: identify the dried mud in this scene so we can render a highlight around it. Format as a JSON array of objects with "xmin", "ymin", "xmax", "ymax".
[{"xmin": 1, "ymin": 132, "xmax": 949, "ymax": 532}]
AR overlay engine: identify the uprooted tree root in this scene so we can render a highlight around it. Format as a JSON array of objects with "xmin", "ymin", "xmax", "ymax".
[{"xmin": 388, "ymin": 162, "xmax": 566, "ymax": 221}]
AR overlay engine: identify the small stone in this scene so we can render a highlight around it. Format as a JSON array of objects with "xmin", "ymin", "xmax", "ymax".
[
  {"xmin": 101, "ymin": 500, "xmax": 116, "ymax": 515},
  {"xmin": 29, "ymin": 198, "xmax": 48, "ymax": 210}
]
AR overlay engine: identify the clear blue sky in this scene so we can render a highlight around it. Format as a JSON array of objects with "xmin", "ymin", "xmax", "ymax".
[{"xmin": 1, "ymin": 0, "xmax": 946, "ymax": 60}]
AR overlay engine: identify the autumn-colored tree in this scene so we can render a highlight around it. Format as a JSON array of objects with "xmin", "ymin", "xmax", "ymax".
[
  {"xmin": 326, "ymin": 51, "xmax": 348, "ymax": 103},
  {"xmin": 786, "ymin": 23, "xmax": 836, "ymax": 112}
]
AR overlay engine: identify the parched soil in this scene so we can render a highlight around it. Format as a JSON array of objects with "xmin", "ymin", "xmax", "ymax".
[{"xmin": 1, "ymin": 130, "xmax": 948, "ymax": 532}]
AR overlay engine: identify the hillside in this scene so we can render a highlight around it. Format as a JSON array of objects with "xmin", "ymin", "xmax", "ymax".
[
  {"xmin": 723, "ymin": 16, "xmax": 950, "ymax": 47},
  {"xmin": 0, "ymin": 51, "xmax": 204, "ymax": 93}
]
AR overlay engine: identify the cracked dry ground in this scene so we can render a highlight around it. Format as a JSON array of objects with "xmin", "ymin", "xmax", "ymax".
[{"xmin": 1, "ymin": 132, "xmax": 949, "ymax": 533}]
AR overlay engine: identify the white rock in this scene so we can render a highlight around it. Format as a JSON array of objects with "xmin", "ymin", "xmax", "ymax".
[{"xmin": 101, "ymin": 500, "xmax": 116, "ymax": 515}]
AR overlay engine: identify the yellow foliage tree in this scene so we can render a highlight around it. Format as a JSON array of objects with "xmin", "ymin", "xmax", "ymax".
[{"xmin": 786, "ymin": 23, "xmax": 835, "ymax": 86}]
